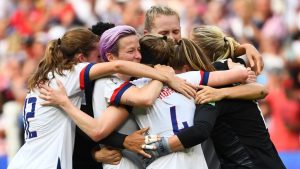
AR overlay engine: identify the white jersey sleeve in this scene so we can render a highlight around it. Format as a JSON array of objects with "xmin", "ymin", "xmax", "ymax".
[
  {"xmin": 131, "ymin": 71, "xmax": 210, "ymax": 90},
  {"xmin": 131, "ymin": 77, "xmax": 152, "ymax": 87},
  {"xmin": 53, "ymin": 62, "xmax": 92, "ymax": 96},
  {"xmin": 8, "ymin": 62, "xmax": 93, "ymax": 169},
  {"xmin": 92, "ymin": 76, "xmax": 134, "ymax": 117},
  {"xmin": 176, "ymin": 70, "xmax": 210, "ymax": 86},
  {"xmin": 105, "ymin": 77, "xmax": 134, "ymax": 105}
]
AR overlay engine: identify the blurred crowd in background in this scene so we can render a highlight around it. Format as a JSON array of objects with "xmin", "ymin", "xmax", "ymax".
[{"xmin": 0, "ymin": 0, "xmax": 299, "ymax": 168}]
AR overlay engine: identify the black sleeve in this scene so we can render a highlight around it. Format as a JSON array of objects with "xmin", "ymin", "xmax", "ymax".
[
  {"xmin": 213, "ymin": 60, "xmax": 229, "ymax": 71},
  {"xmin": 75, "ymin": 125, "xmax": 127, "ymax": 149},
  {"xmin": 234, "ymin": 57, "xmax": 246, "ymax": 66},
  {"xmin": 98, "ymin": 132, "xmax": 127, "ymax": 149},
  {"xmin": 213, "ymin": 58, "xmax": 246, "ymax": 71},
  {"xmin": 176, "ymin": 104, "xmax": 220, "ymax": 148}
]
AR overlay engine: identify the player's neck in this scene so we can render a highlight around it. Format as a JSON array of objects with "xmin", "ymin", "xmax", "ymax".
[
  {"xmin": 175, "ymin": 65, "xmax": 191, "ymax": 74},
  {"xmin": 175, "ymin": 69, "xmax": 186, "ymax": 74},
  {"xmin": 116, "ymin": 73, "xmax": 131, "ymax": 81}
]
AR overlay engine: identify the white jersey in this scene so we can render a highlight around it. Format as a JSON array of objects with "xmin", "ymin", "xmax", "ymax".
[
  {"xmin": 8, "ymin": 63, "xmax": 91, "ymax": 169},
  {"xmin": 92, "ymin": 75, "xmax": 142, "ymax": 169},
  {"xmin": 131, "ymin": 71, "xmax": 210, "ymax": 169}
]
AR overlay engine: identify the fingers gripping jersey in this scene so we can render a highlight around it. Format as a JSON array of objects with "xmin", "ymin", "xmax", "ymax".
[
  {"xmin": 130, "ymin": 71, "xmax": 209, "ymax": 169},
  {"xmin": 92, "ymin": 76, "xmax": 142, "ymax": 169},
  {"xmin": 8, "ymin": 63, "xmax": 92, "ymax": 169}
]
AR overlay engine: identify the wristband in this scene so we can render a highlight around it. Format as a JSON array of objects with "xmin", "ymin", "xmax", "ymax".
[{"xmin": 142, "ymin": 137, "xmax": 172, "ymax": 167}]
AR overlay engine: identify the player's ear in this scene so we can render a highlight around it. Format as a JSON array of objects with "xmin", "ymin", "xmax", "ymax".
[
  {"xmin": 106, "ymin": 53, "xmax": 116, "ymax": 62},
  {"xmin": 75, "ymin": 53, "xmax": 87, "ymax": 62},
  {"xmin": 175, "ymin": 64, "xmax": 191, "ymax": 74},
  {"xmin": 182, "ymin": 64, "xmax": 192, "ymax": 72}
]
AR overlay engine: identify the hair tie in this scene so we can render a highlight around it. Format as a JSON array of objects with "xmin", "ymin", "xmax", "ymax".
[
  {"xmin": 223, "ymin": 37, "xmax": 229, "ymax": 47},
  {"xmin": 224, "ymin": 36, "xmax": 228, "ymax": 43},
  {"xmin": 177, "ymin": 39, "xmax": 182, "ymax": 45}
]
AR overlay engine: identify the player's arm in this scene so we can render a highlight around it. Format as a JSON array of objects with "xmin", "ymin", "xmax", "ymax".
[
  {"xmin": 89, "ymin": 60, "xmax": 170, "ymax": 81},
  {"xmin": 195, "ymin": 83, "xmax": 268, "ymax": 104},
  {"xmin": 92, "ymin": 146, "xmax": 122, "ymax": 165},
  {"xmin": 39, "ymin": 80, "xmax": 155, "ymax": 158},
  {"xmin": 172, "ymin": 104, "xmax": 218, "ymax": 149},
  {"xmin": 99, "ymin": 128, "xmax": 155, "ymax": 158},
  {"xmin": 120, "ymin": 80, "xmax": 163, "ymax": 107},
  {"xmin": 39, "ymin": 79, "xmax": 128, "ymax": 141},
  {"xmin": 207, "ymin": 59, "xmax": 248, "ymax": 87},
  {"xmin": 109, "ymin": 65, "xmax": 197, "ymax": 107},
  {"xmin": 88, "ymin": 61, "xmax": 196, "ymax": 98},
  {"xmin": 196, "ymin": 60, "xmax": 268, "ymax": 103}
]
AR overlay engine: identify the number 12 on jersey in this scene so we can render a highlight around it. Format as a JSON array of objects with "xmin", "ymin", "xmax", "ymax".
[
  {"xmin": 170, "ymin": 106, "xmax": 189, "ymax": 134},
  {"xmin": 23, "ymin": 97, "xmax": 37, "ymax": 139}
]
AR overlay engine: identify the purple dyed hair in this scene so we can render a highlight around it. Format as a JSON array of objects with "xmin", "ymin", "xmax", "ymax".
[{"xmin": 99, "ymin": 25, "xmax": 137, "ymax": 62}]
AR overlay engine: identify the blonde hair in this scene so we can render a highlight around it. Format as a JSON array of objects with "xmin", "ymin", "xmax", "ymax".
[
  {"xmin": 171, "ymin": 38, "xmax": 215, "ymax": 71},
  {"xmin": 139, "ymin": 34, "xmax": 215, "ymax": 71},
  {"xmin": 144, "ymin": 6, "xmax": 180, "ymax": 32},
  {"xmin": 190, "ymin": 25, "xmax": 240, "ymax": 62},
  {"xmin": 28, "ymin": 28, "xmax": 99, "ymax": 90}
]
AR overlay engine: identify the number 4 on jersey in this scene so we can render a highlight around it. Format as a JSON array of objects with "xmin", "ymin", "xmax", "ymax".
[{"xmin": 170, "ymin": 106, "xmax": 189, "ymax": 134}]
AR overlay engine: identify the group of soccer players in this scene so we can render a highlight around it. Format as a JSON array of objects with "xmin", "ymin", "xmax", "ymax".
[{"xmin": 8, "ymin": 5, "xmax": 286, "ymax": 169}]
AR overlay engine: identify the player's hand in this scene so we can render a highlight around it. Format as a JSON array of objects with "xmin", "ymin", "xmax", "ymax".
[
  {"xmin": 245, "ymin": 67, "xmax": 257, "ymax": 84},
  {"xmin": 92, "ymin": 146, "xmax": 122, "ymax": 165},
  {"xmin": 169, "ymin": 76, "xmax": 198, "ymax": 99},
  {"xmin": 141, "ymin": 137, "xmax": 172, "ymax": 167},
  {"xmin": 167, "ymin": 76, "xmax": 198, "ymax": 99},
  {"xmin": 38, "ymin": 79, "xmax": 69, "ymax": 107},
  {"xmin": 154, "ymin": 64, "xmax": 198, "ymax": 99},
  {"xmin": 123, "ymin": 127, "xmax": 160, "ymax": 158},
  {"xmin": 240, "ymin": 43, "xmax": 263, "ymax": 75},
  {"xmin": 195, "ymin": 85, "xmax": 224, "ymax": 104}
]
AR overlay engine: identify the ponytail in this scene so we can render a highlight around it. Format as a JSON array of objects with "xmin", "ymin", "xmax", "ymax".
[
  {"xmin": 170, "ymin": 38, "xmax": 215, "ymax": 71},
  {"xmin": 190, "ymin": 25, "xmax": 239, "ymax": 62},
  {"xmin": 28, "ymin": 28, "xmax": 99, "ymax": 90}
]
